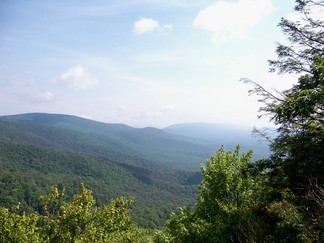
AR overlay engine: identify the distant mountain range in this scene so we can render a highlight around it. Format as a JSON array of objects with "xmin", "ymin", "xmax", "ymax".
[
  {"xmin": 0, "ymin": 113, "xmax": 219, "ymax": 170},
  {"xmin": 163, "ymin": 122, "xmax": 271, "ymax": 159},
  {"xmin": 0, "ymin": 113, "xmax": 271, "ymax": 228}
]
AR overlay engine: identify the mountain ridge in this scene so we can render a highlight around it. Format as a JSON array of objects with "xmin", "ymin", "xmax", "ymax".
[
  {"xmin": 0, "ymin": 112, "xmax": 270, "ymax": 161},
  {"xmin": 0, "ymin": 112, "xmax": 270, "ymax": 228},
  {"xmin": 0, "ymin": 113, "xmax": 216, "ymax": 170}
]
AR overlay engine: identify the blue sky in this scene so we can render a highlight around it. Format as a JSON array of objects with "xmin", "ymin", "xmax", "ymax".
[{"xmin": 0, "ymin": 0, "xmax": 300, "ymax": 127}]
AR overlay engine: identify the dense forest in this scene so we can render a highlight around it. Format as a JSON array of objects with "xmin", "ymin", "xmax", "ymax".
[
  {"xmin": 0, "ymin": 0, "xmax": 323, "ymax": 242},
  {"xmin": 0, "ymin": 119, "xmax": 208, "ymax": 228}
]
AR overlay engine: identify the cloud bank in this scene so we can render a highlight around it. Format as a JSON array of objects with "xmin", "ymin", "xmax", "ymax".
[{"xmin": 194, "ymin": 0, "xmax": 275, "ymax": 42}]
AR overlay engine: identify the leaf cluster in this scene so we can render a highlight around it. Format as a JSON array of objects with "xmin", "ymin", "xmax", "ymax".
[
  {"xmin": 165, "ymin": 146, "xmax": 266, "ymax": 242},
  {"xmin": 0, "ymin": 185, "xmax": 152, "ymax": 242}
]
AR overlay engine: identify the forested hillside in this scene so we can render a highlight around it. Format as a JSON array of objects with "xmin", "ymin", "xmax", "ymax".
[
  {"xmin": 0, "ymin": 113, "xmax": 269, "ymax": 228},
  {"xmin": 0, "ymin": 141, "xmax": 201, "ymax": 228},
  {"xmin": 0, "ymin": 113, "xmax": 216, "ymax": 170},
  {"xmin": 0, "ymin": 114, "xmax": 211, "ymax": 228}
]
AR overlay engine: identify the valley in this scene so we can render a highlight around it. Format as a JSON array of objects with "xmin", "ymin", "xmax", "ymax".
[{"xmin": 0, "ymin": 113, "xmax": 269, "ymax": 228}]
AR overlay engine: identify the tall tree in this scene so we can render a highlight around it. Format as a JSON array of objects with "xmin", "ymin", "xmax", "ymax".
[{"xmin": 243, "ymin": 1, "xmax": 323, "ymax": 240}]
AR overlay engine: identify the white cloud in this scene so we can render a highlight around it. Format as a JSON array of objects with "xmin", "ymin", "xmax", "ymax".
[
  {"xmin": 193, "ymin": 0, "xmax": 275, "ymax": 42},
  {"xmin": 59, "ymin": 65, "xmax": 99, "ymax": 91},
  {"xmin": 133, "ymin": 18, "xmax": 173, "ymax": 35},
  {"xmin": 134, "ymin": 18, "xmax": 160, "ymax": 34}
]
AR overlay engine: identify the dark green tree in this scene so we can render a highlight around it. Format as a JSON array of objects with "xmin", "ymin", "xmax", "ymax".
[{"xmin": 243, "ymin": 0, "xmax": 323, "ymax": 240}]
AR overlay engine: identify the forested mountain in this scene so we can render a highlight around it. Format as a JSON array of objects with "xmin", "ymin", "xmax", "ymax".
[
  {"xmin": 0, "ymin": 113, "xmax": 266, "ymax": 228},
  {"xmin": 0, "ymin": 113, "xmax": 215, "ymax": 170}
]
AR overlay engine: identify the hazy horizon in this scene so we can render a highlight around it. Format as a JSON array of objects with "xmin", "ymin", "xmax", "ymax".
[{"xmin": 1, "ymin": 1, "xmax": 300, "ymax": 128}]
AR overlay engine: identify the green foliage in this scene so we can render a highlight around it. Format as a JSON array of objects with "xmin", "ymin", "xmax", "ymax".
[
  {"xmin": 198, "ymin": 146, "xmax": 257, "ymax": 216},
  {"xmin": 0, "ymin": 204, "xmax": 40, "ymax": 243},
  {"xmin": 263, "ymin": 56, "xmax": 324, "ymax": 242},
  {"xmin": 265, "ymin": 55, "xmax": 323, "ymax": 130},
  {"xmin": 163, "ymin": 145, "xmax": 317, "ymax": 242},
  {"xmin": 0, "ymin": 141, "xmax": 199, "ymax": 228},
  {"xmin": 165, "ymin": 146, "xmax": 264, "ymax": 242},
  {"xmin": 0, "ymin": 113, "xmax": 215, "ymax": 228},
  {"xmin": 250, "ymin": 189, "xmax": 314, "ymax": 242},
  {"xmin": 243, "ymin": 1, "xmax": 324, "ymax": 241},
  {"xmin": 258, "ymin": 56, "xmax": 324, "ymax": 196},
  {"xmin": 0, "ymin": 185, "xmax": 152, "ymax": 242}
]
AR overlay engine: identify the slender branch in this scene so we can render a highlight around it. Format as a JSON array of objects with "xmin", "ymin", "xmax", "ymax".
[{"xmin": 240, "ymin": 78, "xmax": 285, "ymax": 102}]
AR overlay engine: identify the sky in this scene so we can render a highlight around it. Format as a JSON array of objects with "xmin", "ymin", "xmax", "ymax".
[{"xmin": 0, "ymin": 0, "xmax": 302, "ymax": 128}]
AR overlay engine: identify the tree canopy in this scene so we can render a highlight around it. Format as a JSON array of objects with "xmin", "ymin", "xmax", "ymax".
[
  {"xmin": 242, "ymin": 0, "xmax": 323, "ymax": 240},
  {"xmin": 165, "ymin": 146, "xmax": 264, "ymax": 242},
  {"xmin": 0, "ymin": 184, "xmax": 152, "ymax": 242}
]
